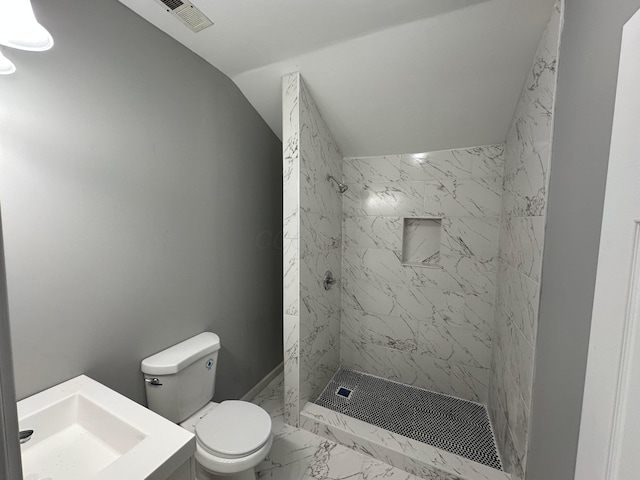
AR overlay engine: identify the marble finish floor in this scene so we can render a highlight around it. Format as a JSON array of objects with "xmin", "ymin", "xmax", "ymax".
[{"xmin": 251, "ymin": 371, "xmax": 422, "ymax": 480}]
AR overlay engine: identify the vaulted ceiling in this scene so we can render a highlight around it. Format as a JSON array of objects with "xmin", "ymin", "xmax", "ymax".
[{"xmin": 118, "ymin": 0, "xmax": 557, "ymax": 157}]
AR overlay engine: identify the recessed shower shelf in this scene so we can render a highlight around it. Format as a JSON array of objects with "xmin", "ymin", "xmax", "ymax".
[{"xmin": 401, "ymin": 217, "xmax": 442, "ymax": 267}]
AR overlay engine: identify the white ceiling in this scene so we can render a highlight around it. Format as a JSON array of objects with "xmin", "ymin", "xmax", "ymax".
[{"xmin": 118, "ymin": 0, "xmax": 557, "ymax": 157}]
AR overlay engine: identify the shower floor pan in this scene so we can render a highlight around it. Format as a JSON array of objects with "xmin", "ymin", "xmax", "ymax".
[{"xmin": 300, "ymin": 368, "xmax": 509, "ymax": 480}]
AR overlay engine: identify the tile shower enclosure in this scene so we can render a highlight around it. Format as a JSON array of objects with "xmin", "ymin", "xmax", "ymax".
[
  {"xmin": 283, "ymin": 2, "xmax": 562, "ymax": 477},
  {"xmin": 341, "ymin": 145, "xmax": 504, "ymax": 405}
]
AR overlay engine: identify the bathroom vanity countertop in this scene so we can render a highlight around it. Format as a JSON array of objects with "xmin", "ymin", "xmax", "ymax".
[{"xmin": 17, "ymin": 374, "xmax": 195, "ymax": 480}]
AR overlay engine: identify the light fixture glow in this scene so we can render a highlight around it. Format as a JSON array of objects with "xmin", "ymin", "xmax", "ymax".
[
  {"xmin": 0, "ymin": 49, "xmax": 16, "ymax": 75},
  {"xmin": 0, "ymin": 0, "xmax": 53, "ymax": 51}
]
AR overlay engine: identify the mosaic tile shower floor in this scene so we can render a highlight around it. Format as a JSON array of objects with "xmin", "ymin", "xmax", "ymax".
[{"xmin": 315, "ymin": 368, "xmax": 502, "ymax": 471}]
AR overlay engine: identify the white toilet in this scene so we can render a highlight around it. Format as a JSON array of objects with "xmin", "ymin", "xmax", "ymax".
[{"xmin": 141, "ymin": 332, "xmax": 273, "ymax": 480}]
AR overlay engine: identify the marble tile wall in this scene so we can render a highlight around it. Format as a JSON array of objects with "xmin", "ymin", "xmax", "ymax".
[
  {"xmin": 283, "ymin": 72, "xmax": 342, "ymax": 427},
  {"xmin": 487, "ymin": 2, "xmax": 564, "ymax": 479},
  {"xmin": 341, "ymin": 145, "xmax": 505, "ymax": 403},
  {"xmin": 284, "ymin": 1, "xmax": 563, "ymax": 468},
  {"xmin": 283, "ymin": 73, "xmax": 300, "ymax": 426}
]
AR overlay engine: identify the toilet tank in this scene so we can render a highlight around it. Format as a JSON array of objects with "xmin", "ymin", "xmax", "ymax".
[{"xmin": 141, "ymin": 332, "xmax": 221, "ymax": 423}]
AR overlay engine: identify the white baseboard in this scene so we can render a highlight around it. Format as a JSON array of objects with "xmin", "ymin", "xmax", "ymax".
[{"xmin": 240, "ymin": 361, "xmax": 284, "ymax": 402}]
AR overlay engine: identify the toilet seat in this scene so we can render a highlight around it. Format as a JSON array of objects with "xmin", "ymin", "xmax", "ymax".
[
  {"xmin": 194, "ymin": 400, "xmax": 273, "ymax": 474},
  {"xmin": 195, "ymin": 433, "xmax": 273, "ymax": 475}
]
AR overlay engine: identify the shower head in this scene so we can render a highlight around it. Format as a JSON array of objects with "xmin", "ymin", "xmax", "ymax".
[{"xmin": 327, "ymin": 174, "xmax": 348, "ymax": 193}]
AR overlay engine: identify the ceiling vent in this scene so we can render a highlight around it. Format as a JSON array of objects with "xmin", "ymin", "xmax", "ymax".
[{"xmin": 154, "ymin": 0, "xmax": 213, "ymax": 33}]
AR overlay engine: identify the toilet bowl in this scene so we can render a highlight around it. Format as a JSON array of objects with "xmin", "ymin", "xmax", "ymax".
[
  {"xmin": 141, "ymin": 333, "xmax": 273, "ymax": 480},
  {"xmin": 181, "ymin": 400, "xmax": 272, "ymax": 480}
]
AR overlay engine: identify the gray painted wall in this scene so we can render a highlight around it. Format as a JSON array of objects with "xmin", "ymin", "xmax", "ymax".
[
  {"xmin": 0, "ymin": 0, "xmax": 282, "ymax": 405},
  {"xmin": 527, "ymin": 0, "xmax": 640, "ymax": 478}
]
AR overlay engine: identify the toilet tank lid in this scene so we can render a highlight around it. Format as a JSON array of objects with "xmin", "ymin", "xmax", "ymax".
[{"xmin": 141, "ymin": 332, "xmax": 221, "ymax": 375}]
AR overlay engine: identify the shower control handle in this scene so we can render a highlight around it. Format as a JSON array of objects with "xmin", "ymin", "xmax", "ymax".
[
  {"xmin": 19, "ymin": 430, "xmax": 34, "ymax": 444},
  {"xmin": 323, "ymin": 271, "xmax": 337, "ymax": 290}
]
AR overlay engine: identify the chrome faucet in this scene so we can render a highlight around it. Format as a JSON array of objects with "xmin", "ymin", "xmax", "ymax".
[
  {"xmin": 19, "ymin": 429, "xmax": 34, "ymax": 444},
  {"xmin": 323, "ymin": 271, "xmax": 337, "ymax": 290}
]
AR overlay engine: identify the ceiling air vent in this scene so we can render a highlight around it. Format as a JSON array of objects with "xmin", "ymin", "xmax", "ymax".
[{"xmin": 154, "ymin": 0, "xmax": 213, "ymax": 33}]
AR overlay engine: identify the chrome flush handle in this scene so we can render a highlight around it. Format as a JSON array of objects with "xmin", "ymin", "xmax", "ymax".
[
  {"xmin": 19, "ymin": 430, "xmax": 34, "ymax": 444},
  {"xmin": 144, "ymin": 377, "xmax": 163, "ymax": 386}
]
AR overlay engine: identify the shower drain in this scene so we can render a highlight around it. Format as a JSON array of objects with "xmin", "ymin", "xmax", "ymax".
[
  {"xmin": 336, "ymin": 387, "xmax": 352, "ymax": 399},
  {"xmin": 315, "ymin": 367, "xmax": 503, "ymax": 471}
]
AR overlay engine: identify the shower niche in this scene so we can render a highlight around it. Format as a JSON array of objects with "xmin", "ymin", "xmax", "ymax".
[{"xmin": 401, "ymin": 217, "xmax": 441, "ymax": 266}]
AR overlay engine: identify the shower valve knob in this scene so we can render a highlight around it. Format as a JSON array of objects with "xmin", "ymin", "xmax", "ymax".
[{"xmin": 323, "ymin": 271, "xmax": 337, "ymax": 290}]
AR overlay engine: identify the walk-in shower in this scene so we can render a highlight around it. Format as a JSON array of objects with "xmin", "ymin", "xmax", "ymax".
[{"xmin": 283, "ymin": 2, "xmax": 563, "ymax": 476}]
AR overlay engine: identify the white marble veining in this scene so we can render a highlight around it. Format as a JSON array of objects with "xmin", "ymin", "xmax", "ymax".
[
  {"xmin": 487, "ymin": 2, "xmax": 564, "ymax": 478},
  {"xmin": 283, "ymin": 73, "xmax": 300, "ymax": 241},
  {"xmin": 343, "ymin": 248, "xmax": 447, "ymax": 290},
  {"xmin": 343, "ymin": 215, "xmax": 404, "ymax": 250},
  {"xmin": 505, "ymin": 323, "xmax": 534, "ymax": 409},
  {"xmin": 340, "ymin": 312, "xmax": 492, "ymax": 404},
  {"xmin": 284, "ymin": 238, "xmax": 299, "ymax": 316},
  {"xmin": 502, "ymin": 146, "xmax": 551, "ymax": 217},
  {"xmin": 402, "ymin": 218, "xmax": 441, "ymax": 265},
  {"xmin": 283, "ymin": 72, "xmax": 301, "ymax": 428},
  {"xmin": 299, "ymin": 308, "xmax": 339, "ymax": 369},
  {"xmin": 418, "ymin": 322, "xmax": 492, "ymax": 369},
  {"xmin": 438, "ymin": 256, "xmax": 497, "ymax": 297},
  {"xmin": 441, "ymin": 217, "xmax": 500, "ymax": 261},
  {"xmin": 341, "ymin": 337, "xmax": 451, "ymax": 394},
  {"xmin": 450, "ymin": 363, "xmax": 490, "ymax": 404},
  {"xmin": 299, "ymin": 85, "xmax": 342, "ymax": 218},
  {"xmin": 339, "ymin": 339, "xmax": 488, "ymax": 404},
  {"xmin": 283, "ymin": 72, "xmax": 342, "ymax": 428},
  {"xmin": 341, "ymin": 308, "xmax": 419, "ymax": 353},
  {"xmin": 301, "ymin": 212, "xmax": 342, "ymax": 253},
  {"xmin": 423, "ymin": 178, "xmax": 502, "ymax": 218},
  {"xmin": 300, "ymin": 287, "xmax": 340, "ymax": 324},
  {"xmin": 253, "ymin": 372, "xmax": 425, "ymax": 480},
  {"xmin": 344, "ymin": 155, "xmax": 404, "ymax": 183},
  {"xmin": 284, "ymin": 314, "xmax": 300, "ymax": 427},
  {"xmin": 345, "ymin": 145, "xmax": 504, "ymax": 183},
  {"xmin": 499, "ymin": 216, "xmax": 545, "ymax": 281},
  {"xmin": 348, "ymin": 182, "xmax": 426, "ymax": 217},
  {"xmin": 468, "ymin": 146, "xmax": 506, "ymax": 179},
  {"xmin": 400, "ymin": 151, "xmax": 473, "ymax": 181},
  {"xmin": 341, "ymin": 144, "xmax": 505, "ymax": 404},
  {"xmin": 300, "ymin": 402, "xmax": 510, "ymax": 480},
  {"xmin": 344, "ymin": 176, "xmax": 503, "ymax": 220},
  {"xmin": 300, "ymin": 249, "xmax": 341, "ymax": 294},
  {"xmin": 463, "ymin": 292, "xmax": 496, "ymax": 335},
  {"xmin": 498, "ymin": 217, "xmax": 545, "ymax": 283},
  {"xmin": 343, "ymin": 248, "xmax": 496, "ymax": 296},
  {"xmin": 342, "ymin": 277, "xmax": 465, "ymax": 325},
  {"xmin": 301, "ymin": 342, "xmax": 340, "ymax": 407},
  {"xmin": 495, "ymin": 262, "xmax": 538, "ymax": 346}
]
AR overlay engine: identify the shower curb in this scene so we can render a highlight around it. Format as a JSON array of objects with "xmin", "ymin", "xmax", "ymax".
[{"xmin": 300, "ymin": 402, "xmax": 510, "ymax": 480}]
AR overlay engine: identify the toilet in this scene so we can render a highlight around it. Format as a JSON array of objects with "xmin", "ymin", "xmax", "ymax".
[{"xmin": 141, "ymin": 332, "xmax": 272, "ymax": 480}]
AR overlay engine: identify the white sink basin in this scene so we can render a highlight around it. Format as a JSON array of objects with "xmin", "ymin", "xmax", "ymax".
[{"xmin": 18, "ymin": 375, "xmax": 195, "ymax": 480}]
